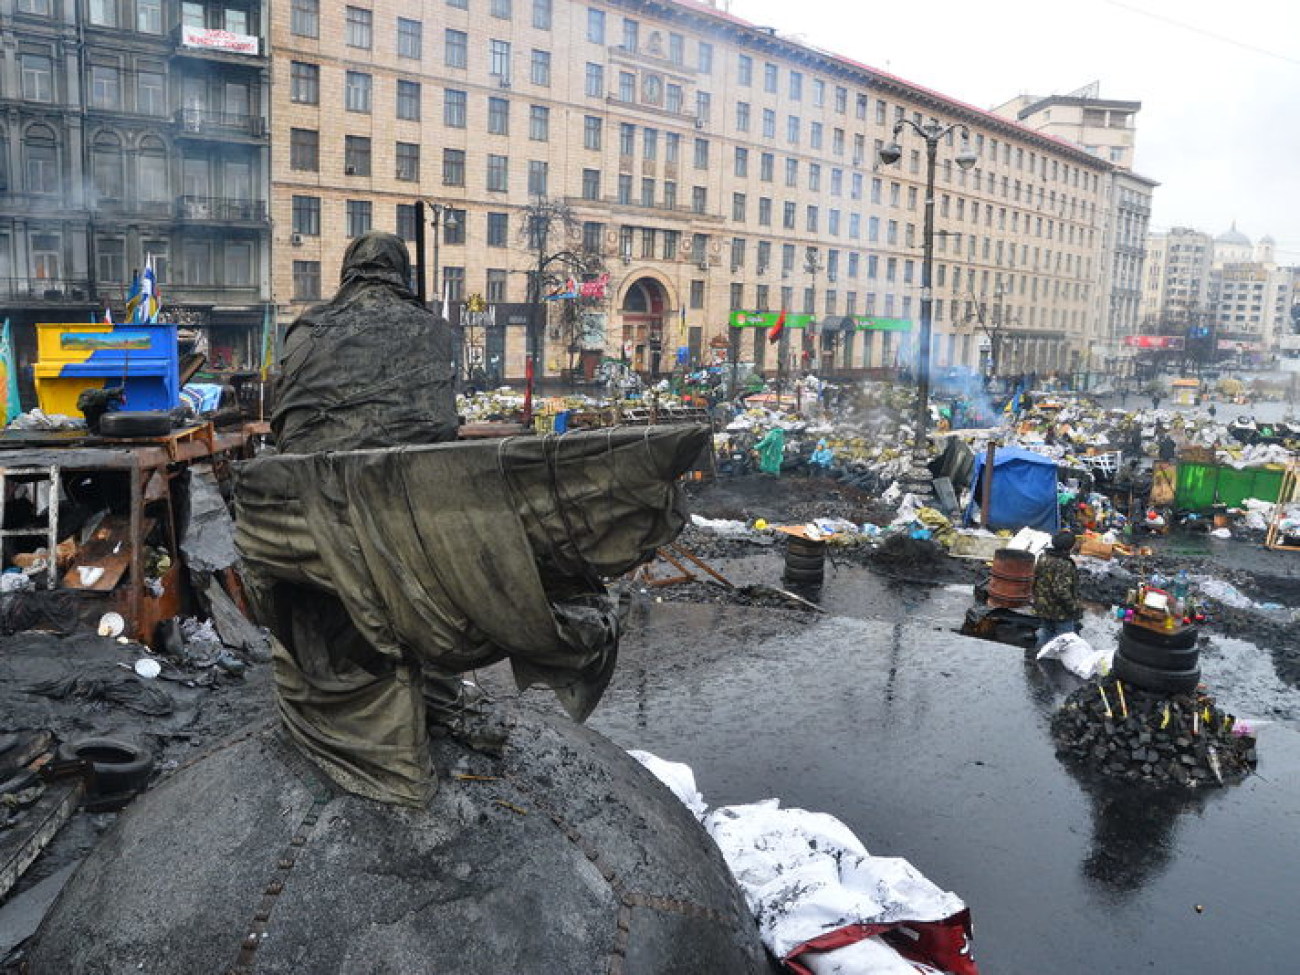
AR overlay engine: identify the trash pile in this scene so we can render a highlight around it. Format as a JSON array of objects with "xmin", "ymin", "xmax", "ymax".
[{"xmin": 1051, "ymin": 676, "xmax": 1258, "ymax": 788}]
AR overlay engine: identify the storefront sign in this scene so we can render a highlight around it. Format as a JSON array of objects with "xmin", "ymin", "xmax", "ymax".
[
  {"xmin": 1217, "ymin": 339, "xmax": 1264, "ymax": 352},
  {"xmin": 853, "ymin": 316, "xmax": 912, "ymax": 332},
  {"xmin": 728, "ymin": 310, "xmax": 815, "ymax": 329},
  {"xmin": 1122, "ymin": 335, "xmax": 1185, "ymax": 350}
]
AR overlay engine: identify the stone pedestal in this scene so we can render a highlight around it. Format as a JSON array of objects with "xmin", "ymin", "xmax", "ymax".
[{"xmin": 27, "ymin": 706, "xmax": 775, "ymax": 975}]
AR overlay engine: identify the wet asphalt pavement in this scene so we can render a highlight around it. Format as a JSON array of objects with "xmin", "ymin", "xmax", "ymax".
[{"xmin": 585, "ymin": 569, "xmax": 1300, "ymax": 973}]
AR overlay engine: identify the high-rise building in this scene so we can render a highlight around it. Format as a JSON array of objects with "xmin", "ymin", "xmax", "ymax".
[
  {"xmin": 994, "ymin": 84, "xmax": 1155, "ymax": 378},
  {"xmin": 0, "ymin": 0, "xmax": 272, "ymax": 391},
  {"xmin": 1141, "ymin": 227, "xmax": 1213, "ymax": 331},
  {"xmin": 269, "ymin": 0, "xmax": 1123, "ymax": 382},
  {"xmin": 1142, "ymin": 223, "xmax": 1298, "ymax": 369}
]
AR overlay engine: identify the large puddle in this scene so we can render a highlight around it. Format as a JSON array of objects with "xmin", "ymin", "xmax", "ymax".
[{"xmin": 583, "ymin": 583, "xmax": 1300, "ymax": 973}]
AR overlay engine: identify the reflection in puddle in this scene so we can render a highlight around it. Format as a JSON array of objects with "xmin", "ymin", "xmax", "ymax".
[{"xmin": 1077, "ymin": 782, "xmax": 1215, "ymax": 902}]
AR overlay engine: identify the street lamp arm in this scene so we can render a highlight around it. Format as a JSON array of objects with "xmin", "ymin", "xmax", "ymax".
[{"xmin": 892, "ymin": 118, "xmax": 969, "ymax": 145}]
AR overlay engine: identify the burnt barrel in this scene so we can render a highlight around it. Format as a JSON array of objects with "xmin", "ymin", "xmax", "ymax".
[{"xmin": 987, "ymin": 548, "xmax": 1036, "ymax": 608}]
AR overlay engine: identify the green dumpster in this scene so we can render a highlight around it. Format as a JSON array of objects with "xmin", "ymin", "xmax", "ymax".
[{"xmin": 1174, "ymin": 462, "xmax": 1285, "ymax": 512}]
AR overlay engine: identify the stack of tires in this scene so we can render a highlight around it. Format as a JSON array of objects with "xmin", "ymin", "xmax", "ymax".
[
  {"xmin": 784, "ymin": 536, "xmax": 827, "ymax": 586},
  {"xmin": 1113, "ymin": 621, "xmax": 1200, "ymax": 693}
]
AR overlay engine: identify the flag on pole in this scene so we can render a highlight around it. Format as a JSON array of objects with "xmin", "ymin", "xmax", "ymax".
[
  {"xmin": 124, "ymin": 267, "xmax": 143, "ymax": 322},
  {"xmin": 767, "ymin": 309, "xmax": 787, "ymax": 345},
  {"xmin": 259, "ymin": 302, "xmax": 276, "ymax": 381},
  {"xmin": 441, "ymin": 280, "xmax": 451, "ymax": 323},
  {"xmin": 0, "ymin": 319, "xmax": 21, "ymax": 424},
  {"xmin": 137, "ymin": 255, "xmax": 161, "ymax": 322}
]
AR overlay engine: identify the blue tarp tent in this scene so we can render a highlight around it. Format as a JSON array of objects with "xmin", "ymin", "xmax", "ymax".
[{"xmin": 964, "ymin": 446, "xmax": 1060, "ymax": 532}]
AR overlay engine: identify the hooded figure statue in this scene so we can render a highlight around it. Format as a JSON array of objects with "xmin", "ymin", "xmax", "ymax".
[
  {"xmin": 240, "ymin": 231, "xmax": 709, "ymax": 805},
  {"xmin": 272, "ymin": 231, "xmax": 458, "ymax": 454}
]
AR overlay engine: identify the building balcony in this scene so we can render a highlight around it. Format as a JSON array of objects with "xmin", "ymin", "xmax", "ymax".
[
  {"xmin": 176, "ymin": 195, "xmax": 268, "ymax": 223},
  {"xmin": 171, "ymin": 23, "xmax": 264, "ymax": 61},
  {"xmin": 165, "ymin": 283, "xmax": 267, "ymax": 308},
  {"xmin": 0, "ymin": 277, "xmax": 94, "ymax": 304},
  {"xmin": 174, "ymin": 108, "xmax": 266, "ymax": 141}
]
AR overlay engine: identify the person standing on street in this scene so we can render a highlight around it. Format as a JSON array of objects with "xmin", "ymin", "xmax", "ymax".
[
  {"xmin": 1033, "ymin": 530, "xmax": 1082, "ymax": 647},
  {"xmin": 753, "ymin": 426, "xmax": 786, "ymax": 476}
]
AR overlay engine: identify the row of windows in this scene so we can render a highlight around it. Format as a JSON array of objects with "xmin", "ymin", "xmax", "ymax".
[
  {"xmin": 289, "ymin": 130, "xmax": 551, "ymax": 196},
  {"xmin": 0, "ymin": 231, "xmax": 258, "ymax": 292},
  {"xmin": 291, "ymin": 0, "xmax": 553, "ymax": 48},
  {"xmin": 285, "ymin": 0, "xmax": 1100, "ymax": 194},
  {"xmin": 0, "ymin": 126, "xmax": 259, "ymax": 204},
  {"xmin": 19, "ymin": 0, "xmax": 243, "ymax": 36}
]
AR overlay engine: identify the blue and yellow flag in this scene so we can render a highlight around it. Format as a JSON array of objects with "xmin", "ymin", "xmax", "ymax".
[
  {"xmin": 259, "ymin": 302, "xmax": 276, "ymax": 381},
  {"xmin": 0, "ymin": 318, "xmax": 22, "ymax": 424}
]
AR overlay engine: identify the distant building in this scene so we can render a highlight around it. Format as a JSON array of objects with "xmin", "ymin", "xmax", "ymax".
[
  {"xmin": 1142, "ymin": 223, "xmax": 1299, "ymax": 368},
  {"xmin": 269, "ymin": 0, "xmax": 1126, "ymax": 382},
  {"xmin": 994, "ymin": 83, "xmax": 1155, "ymax": 378},
  {"xmin": 1140, "ymin": 227, "xmax": 1213, "ymax": 331},
  {"xmin": 0, "ymin": 0, "xmax": 273, "ymax": 395}
]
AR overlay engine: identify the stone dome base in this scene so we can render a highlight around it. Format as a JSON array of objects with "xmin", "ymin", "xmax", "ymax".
[{"xmin": 27, "ymin": 705, "xmax": 774, "ymax": 974}]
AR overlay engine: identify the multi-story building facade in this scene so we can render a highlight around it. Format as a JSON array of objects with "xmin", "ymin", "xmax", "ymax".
[
  {"xmin": 1142, "ymin": 224, "xmax": 1299, "ymax": 369},
  {"xmin": 0, "ymin": 0, "xmax": 273, "ymax": 388},
  {"xmin": 271, "ymin": 0, "xmax": 1119, "ymax": 383},
  {"xmin": 1140, "ymin": 226, "xmax": 1213, "ymax": 331},
  {"xmin": 995, "ymin": 85, "xmax": 1155, "ymax": 378}
]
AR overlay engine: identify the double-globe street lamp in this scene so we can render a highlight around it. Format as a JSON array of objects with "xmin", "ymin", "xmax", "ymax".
[{"xmin": 877, "ymin": 121, "xmax": 978, "ymax": 462}]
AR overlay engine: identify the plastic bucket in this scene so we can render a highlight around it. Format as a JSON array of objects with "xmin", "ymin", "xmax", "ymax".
[{"xmin": 987, "ymin": 548, "xmax": 1036, "ymax": 608}]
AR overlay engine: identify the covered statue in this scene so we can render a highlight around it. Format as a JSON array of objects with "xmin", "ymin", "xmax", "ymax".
[{"xmin": 237, "ymin": 233, "xmax": 707, "ymax": 805}]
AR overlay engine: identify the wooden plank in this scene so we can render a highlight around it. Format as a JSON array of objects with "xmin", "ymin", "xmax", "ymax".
[
  {"xmin": 0, "ymin": 778, "xmax": 84, "ymax": 900},
  {"xmin": 60, "ymin": 514, "xmax": 150, "ymax": 592}
]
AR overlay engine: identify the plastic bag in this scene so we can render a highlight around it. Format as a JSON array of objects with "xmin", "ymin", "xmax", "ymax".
[{"xmin": 1037, "ymin": 632, "xmax": 1111, "ymax": 680}]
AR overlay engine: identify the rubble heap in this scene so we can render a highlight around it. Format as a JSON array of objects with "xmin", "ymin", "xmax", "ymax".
[{"xmin": 1051, "ymin": 676, "xmax": 1257, "ymax": 788}]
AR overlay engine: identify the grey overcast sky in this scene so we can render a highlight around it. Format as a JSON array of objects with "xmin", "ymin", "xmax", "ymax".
[{"xmin": 728, "ymin": 0, "xmax": 1300, "ymax": 261}]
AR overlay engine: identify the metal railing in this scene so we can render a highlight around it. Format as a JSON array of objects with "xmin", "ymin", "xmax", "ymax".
[
  {"xmin": 175, "ymin": 108, "xmax": 266, "ymax": 138},
  {"xmin": 176, "ymin": 195, "xmax": 268, "ymax": 221},
  {"xmin": 0, "ymin": 278, "xmax": 93, "ymax": 302}
]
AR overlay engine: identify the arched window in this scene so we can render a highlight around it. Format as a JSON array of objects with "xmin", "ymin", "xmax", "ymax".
[
  {"xmin": 137, "ymin": 135, "xmax": 169, "ymax": 204},
  {"xmin": 24, "ymin": 124, "xmax": 59, "ymax": 194},
  {"xmin": 91, "ymin": 130, "xmax": 124, "ymax": 202}
]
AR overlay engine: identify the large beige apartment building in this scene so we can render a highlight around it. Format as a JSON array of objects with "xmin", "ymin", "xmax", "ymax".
[{"xmin": 270, "ymin": 0, "xmax": 1123, "ymax": 383}]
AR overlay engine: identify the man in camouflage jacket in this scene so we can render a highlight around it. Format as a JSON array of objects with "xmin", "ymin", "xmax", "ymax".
[{"xmin": 1033, "ymin": 530, "xmax": 1081, "ymax": 646}]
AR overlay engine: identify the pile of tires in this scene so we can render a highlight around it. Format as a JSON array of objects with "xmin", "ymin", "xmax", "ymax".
[
  {"xmin": 1112, "ymin": 621, "xmax": 1200, "ymax": 694},
  {"xmin": 783, "ymin": 536, "xmax": 826, "ymax": 586}
]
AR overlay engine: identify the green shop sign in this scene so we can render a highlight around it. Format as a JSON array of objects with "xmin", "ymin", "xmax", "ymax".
[
  {"xmin": 728, "ymin": 311, "xmax": 912, "ymax": 332},
  {"xmin": 853, "ymin": 316, "xmax": 912, "ymax": 332},
  {"xmin": 727, "ymin": 311, "xmax": 816, "ymax": 329}
]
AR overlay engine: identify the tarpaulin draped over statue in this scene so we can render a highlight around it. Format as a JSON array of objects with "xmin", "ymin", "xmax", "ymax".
[
  {"xmin": 235, "ymin": 427, "xmax": 708, "ymax": 806},
  {"xmin": 271, "ymin": 232, "xmax": 459, "ymax": 453}
]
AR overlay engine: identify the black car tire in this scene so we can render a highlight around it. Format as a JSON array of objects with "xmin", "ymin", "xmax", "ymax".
[
  {"xmin": 1121, "ymin": 620, "xmax": 1199, "ymax": 650},
  {"xmin": 783, "ymin": 567, "xmax": 824, "ymax": 584},
  {"xmin": 1118, "ymin": 632, "xmax": 1200, "ymax": 670},
  {"xmin": 57, "ymin": 737, "xmax": 153, "ymax": 797},
  {"xmin": 784, "ymin": 553, "xmax": 826, "ymax": 572},
  {"xmin": 1112, "ymin": 652, "xmax": 1201, "ymax": 694},
  {"xmin": 99, "ymin": 410, "xmax": 173, "ymax": 438},
  {"xmin": 787, "ymin": 537, "xmax": 828, "ymax": 557}
]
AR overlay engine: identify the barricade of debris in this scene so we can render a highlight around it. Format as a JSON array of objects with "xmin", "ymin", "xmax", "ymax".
[{"xmin": 1051, "ymin": 676, "xmax": 1257, "ymax": 788}]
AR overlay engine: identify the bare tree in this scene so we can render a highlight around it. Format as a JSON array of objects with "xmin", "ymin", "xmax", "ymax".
[{"xmin": 518, "ymin": 198, "xmax": 608, "ymax": 384}]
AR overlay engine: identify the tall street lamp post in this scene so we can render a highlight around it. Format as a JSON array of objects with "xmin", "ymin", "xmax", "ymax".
[
  {"xmin": 415, "ymin": 200, "xmax": 458, "ymax": 307},
  {"xmin": 878, "ymin": 121, "xmax": 978, "ymax": 463}
]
